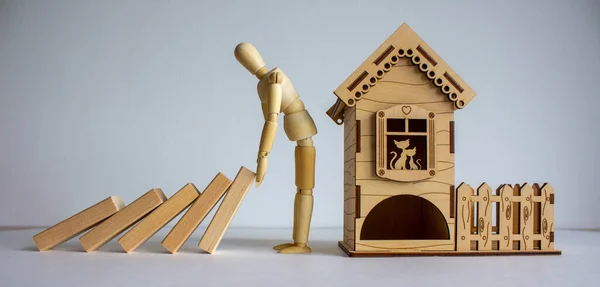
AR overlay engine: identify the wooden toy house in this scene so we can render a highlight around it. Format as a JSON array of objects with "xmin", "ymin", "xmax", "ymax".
[{"xmin": 327, "ymin": 23, "xmax": 559, "ymax": 256}]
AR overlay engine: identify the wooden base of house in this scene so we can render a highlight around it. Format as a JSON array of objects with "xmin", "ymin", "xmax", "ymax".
[{"xmin": 338, "ymin": 241, "xmax": 561, "ymax": 257}]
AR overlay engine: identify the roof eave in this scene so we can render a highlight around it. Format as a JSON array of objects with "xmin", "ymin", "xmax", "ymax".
[{"xmin": 328, "ymin": 23, "xmax": 476, "ymax": 124}]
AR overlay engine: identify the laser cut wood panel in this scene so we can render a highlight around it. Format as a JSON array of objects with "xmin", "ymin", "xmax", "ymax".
[
  {"xmin": 330, "ymin": 23, "xmax": 479, "ymax": 254},
  {"xmin": 477, "ymin": 183, "xmax": 493, "ymax": 251},
  {"xmin": 456, "ymin": 183, "xmax": 474, "ymax": 251},
  {"xmin": 520, "ymin": 184, "xmax": 534, "ymax": 250},
  {"xmin": 456, "ymin": 183, "xmax": 557, "ymax": 253},
  {"xmin": 375, "ymin": 104, "xmax": 436, "ymax": 182},
  {"xmin": 540, "ymin": 183, "xmax": 555, "ymax": 250},
  {"xmin": 328, "ymin": 23, "xmax": 476, "ymax": 123},
  {"xmin": 347, "ymin": 59, "xmax": 456, "ymax": 252},
  {"xmin": 328, "ymin": 23, "xmax": 560, "ymax": 257},
  {"xmin": 352, "ymin": 58, "xmax": 455, "ymax": 107},
  {"xmin": 355, "ymin": 217, "xmax": 454, "ymax": 252},
  {"xmin": 343, "ymin": 106, "xmax": 357, "ymax": 251},
  {"xmin": 498, "ymin": 185, "xmax": 514, "ymax": 251}
]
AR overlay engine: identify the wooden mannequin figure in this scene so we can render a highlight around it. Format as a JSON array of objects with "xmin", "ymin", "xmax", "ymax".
[{"xmin": 235, "ymin": 43, "xmax": 318, "ymax": 254}]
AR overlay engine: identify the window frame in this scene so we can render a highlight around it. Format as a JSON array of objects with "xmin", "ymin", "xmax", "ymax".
[{"xmin": 375, "ymin": 104, "xmax": 437, "ymax": 182}]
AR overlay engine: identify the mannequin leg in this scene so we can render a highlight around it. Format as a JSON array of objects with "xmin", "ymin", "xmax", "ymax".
[{"xmin": 273, "ymin": 138, "xmax": 315, "ymax": 254}]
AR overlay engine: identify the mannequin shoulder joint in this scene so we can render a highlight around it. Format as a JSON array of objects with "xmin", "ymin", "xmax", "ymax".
[{"xmin": 268, "ymin": 71, "xmax": 284, "ymax": 85}]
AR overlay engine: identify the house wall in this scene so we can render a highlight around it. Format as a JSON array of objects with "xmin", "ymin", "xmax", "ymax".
[
  {"xmin": 351, "ymin": 58, "xmax": 457, "ymax": 251},
  {"xmin": 343, "ymin": 106, "xmax": 357, "ymax": 250}
]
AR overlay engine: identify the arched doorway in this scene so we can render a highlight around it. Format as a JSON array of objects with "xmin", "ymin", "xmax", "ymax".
[{"xmin": 360, "ymin": 195, "xmax": 450, "ymax": 240}]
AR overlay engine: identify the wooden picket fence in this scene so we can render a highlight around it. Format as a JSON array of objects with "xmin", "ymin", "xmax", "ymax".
[{"xmin": 456, "ymin": 183, "xmax": 555, "ymax": 252}]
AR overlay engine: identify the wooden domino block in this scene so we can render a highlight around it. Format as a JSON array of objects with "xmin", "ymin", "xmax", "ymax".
[
  {"xmin": 199, "ymin": 166, "xmax": 255, "ymax": 254},
  {"xmin": 118, "ymin": 183, "xmax": 200, "ymax": 253},
  {"xmin": 33, "ymin": 196, "xmax": 125, "ymax": 251},
  {"xmin": 79, "ymin": 189, "xmax": 166, "ymax": 252},
  {"xmin": 162, "ymin": 173, "xmax": 232, "ymax": 253}
]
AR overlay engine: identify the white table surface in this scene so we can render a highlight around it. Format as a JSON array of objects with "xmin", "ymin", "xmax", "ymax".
[{"xmin": 0, "ymin": 227, "xmax": 597, "ymax": 286}]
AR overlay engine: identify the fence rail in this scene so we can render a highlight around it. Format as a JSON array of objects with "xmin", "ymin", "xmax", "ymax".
[{"xmin": 456, "ymin": 182, "xmax": 555, "ymax": 252}]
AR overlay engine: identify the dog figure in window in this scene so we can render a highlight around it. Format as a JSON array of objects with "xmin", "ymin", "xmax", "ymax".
[
  {"xmin": 390, "ymin": 139, "xmax": 410, "ymax": 170},
  {"xmin": 405, "ymin": 147, "xmax": 422, "ymax": 170}
]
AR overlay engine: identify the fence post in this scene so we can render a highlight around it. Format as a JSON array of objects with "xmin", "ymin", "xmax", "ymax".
[
  {"xmin": 477, "ymin": 183, "xmax": 492, "ymax": 251},
  {"xmin": 520, "ymin": 183, "xmax": 534, "ymax": 250},
  {"xmin": 456, "ymin": 183, "xmax": 474, "ymax": 251},
  {"xmin": 540, "ymin": 183, "xmax": 555, "ymax": 250},
  {"xmin": 498, "ymin": 184, "xmax": 513, "ymax": 251}
]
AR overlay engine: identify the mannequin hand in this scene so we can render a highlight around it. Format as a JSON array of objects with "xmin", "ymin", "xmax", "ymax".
[{"xmin": 256, "ymin": 151, "xmax": 268, "ymax": 187}]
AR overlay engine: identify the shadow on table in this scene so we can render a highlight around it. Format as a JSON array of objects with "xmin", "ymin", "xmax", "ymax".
[
  {"xmin": 20, "ymin": 237, "xmax": 346, "ymax": 256},
  {"xmin": 20, "ymin": 241, "xmax": 87, "ymax": 253},
  {"xmin": 200, "ymin": 237, "xmax": 346, "ymax": 257}
]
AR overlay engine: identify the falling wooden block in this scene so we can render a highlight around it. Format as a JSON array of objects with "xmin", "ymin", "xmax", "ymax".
[
  {"xmin": 118, "ymin": 183, "xmax": 200, "ymax": 253},
  {"xmin": 33, "ymin": 196, "xmax": 125, "ymax": 251},
  {"xmin": 79, "ymin": 189, "xmax": 166, "ymax": 252},
  {"xmin": 162, "ymin": 173, "xmax": 232, "ymax": 253},
  {"xmin": 199, "ymin": 166, "xmax": 255, "ymax": 254}
]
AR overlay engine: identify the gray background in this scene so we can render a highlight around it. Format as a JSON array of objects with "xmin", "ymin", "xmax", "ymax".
[{"xmin": 1, "ymin": 0, "xmax": 598, "ymax": 229}]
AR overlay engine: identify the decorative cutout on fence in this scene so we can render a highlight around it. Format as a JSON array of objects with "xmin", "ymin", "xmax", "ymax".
[{"xmin": 456, "ymin": 182, "xmax": 555, "ymax": 252}]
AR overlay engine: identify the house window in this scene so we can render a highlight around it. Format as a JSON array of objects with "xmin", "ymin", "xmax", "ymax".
[
  {"xmin": 387, "ymin": 119, "xmax": 406, "ymax": 132},
  {"xmin": 408, "ymin": 119, "xmax": 427, "ymax": 133},
  {"xmin": 376, "ymin": 105, "xmax": 436, "ymax": 182},
  {"xmin": 385, "ymin": 119, "xmax": 428, "ymax": 170}
]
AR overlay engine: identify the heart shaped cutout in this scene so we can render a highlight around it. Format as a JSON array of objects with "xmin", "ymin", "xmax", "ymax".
[{"xmin": 402, "ymin": 106, "xmax": 412, "ymax": 115}]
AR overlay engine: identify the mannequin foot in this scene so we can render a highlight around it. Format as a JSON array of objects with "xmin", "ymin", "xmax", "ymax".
[
  {"xmin": 277, "ymin": 244, "xmax": 311, "ymax": 254},
  {"xmin": 273, "ymin": 243, "xmax": 295, "ymax": 250}
]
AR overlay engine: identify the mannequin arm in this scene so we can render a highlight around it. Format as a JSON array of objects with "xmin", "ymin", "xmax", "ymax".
[
  {"xmin": 261, "ymin": 103, "xmax": 268, "ymax": 121},
  {"xmin": 256, "ymin": 71, "xmax": 283, "ymax": 186}
]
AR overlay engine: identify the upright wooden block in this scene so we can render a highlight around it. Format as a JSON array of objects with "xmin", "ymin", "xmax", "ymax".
[
  {"xmin": 118, "ymin": 183, "xmax": 200, "ymax": 253},
  {"xmin": 162, "ymin": 173, "xmax": 232, "ymax": 254},
  {"xmin": 79, "ymin": 189, "xmax": 166, "ymax": 252},
  {"xmin": 199, "ymin": 166, "xmax": 255, "ymax": 254},
  {"xmin": 33, "ymin": 196, "xmax": 125, "ymax": 251}
]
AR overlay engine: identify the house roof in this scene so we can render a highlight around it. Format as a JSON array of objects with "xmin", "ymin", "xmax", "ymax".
[{"xmin": 327, "ymin": 23, "xmax": 476, "ymax": 124}]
